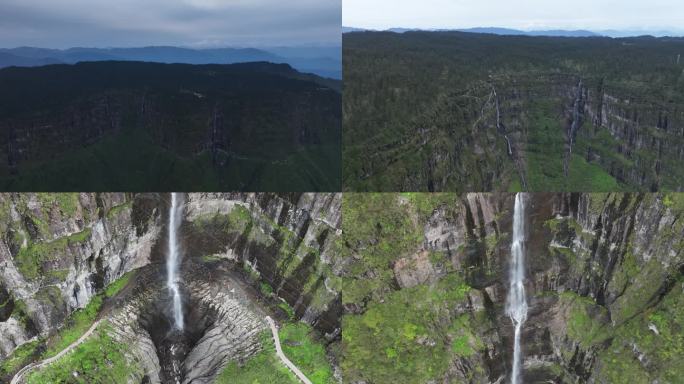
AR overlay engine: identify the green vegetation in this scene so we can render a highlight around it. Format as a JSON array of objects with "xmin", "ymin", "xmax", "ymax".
[
  {"xmin": 525, "ymin": 100, "xmax": 621, "ymax": 191},
  {"xmin": 15, "ymin": 228, "xmax": 92, "ymax": 279},
  {"xmin": 260, "ymin": 282, "xmax": 274, "ymax": 296},
  {"xmin": 106, "ymin": 201, "xmax": 132, "ymax": 218},
  {"xmin": 595, "ymin": 276, "xmax": 684, "ymax": 382},
  {"xmin": 560, "ymin": 292, "xmax": 612, "ymax": 348},
  {"xmin": 344, "ymin": 31, "xmax": 684, "ymax": 191},
  {"xmin": 0, "ymin": 61, "xmax": 341, "ymax": 191},
  {"xmin": 278, "ymin": 301, "xmax": 296, "ymax": 320},
  {"xmin": 0, "ymin": 271, "xmax": 134, "ymax": 379},
  {"xmin": 36, "ymin": 194, "xmax": 80, "ymax": 217},
  {"xmin": 342, "ymin": 274, "xmax": 475, "ymax": 384},
  {"xmin": 26, "ymin": 324, "xmax": 139, "ymax": 384},
  {"xmin": 342, "ymin": 193, "xmax": 456, "ymax": 305},
  {"xmin": 279, "ymin": 322, "xmax": 335, "ymax": 384},
  {"xmin": 44, "ymin": 271, "xmax": 132, "ymax": 358},
  {"xmin": 0, "ymin": 340, "xmax": 42, "ymax": 377},
  {"xmin": 216, "ymin": 330, "xmax": 300, "ymax": 384}
]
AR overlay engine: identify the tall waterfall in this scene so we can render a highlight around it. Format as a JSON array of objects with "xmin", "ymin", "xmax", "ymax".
[
  {"xmin": 506, "ymin": 193, "xmax": 528, "ymax": 384},
  {"xmin": 167, "ymin": 192, "xmax": 184, "ymax": 330}
]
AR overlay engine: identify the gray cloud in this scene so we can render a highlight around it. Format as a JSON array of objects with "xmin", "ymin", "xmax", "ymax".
[
  {"xmin": 0, "ymin": 0, "xmax": 340, "ymax": 48},
  {"xmin": 343, "ymin": 0, "xmax": 684, "ymax": 35}
]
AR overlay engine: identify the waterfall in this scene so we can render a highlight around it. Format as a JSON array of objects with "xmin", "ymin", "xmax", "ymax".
[
  {"xmin": 167, "ymin": 192, "xmax": 184, "ymax": 330},
  {"xmin": 506, "ymin": 193, "xmax": 528, "ymax": 384}
]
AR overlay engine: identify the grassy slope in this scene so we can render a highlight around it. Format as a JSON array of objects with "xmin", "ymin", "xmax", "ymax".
[
  {"xmin": 25, "ymin": 324, "xmax": 136, "ymax": 384},
  {"xmin": 0, "ymin": 272, "xmax": 134, "ymax": 380},
  {"xmin": 216, "ymin": 321, "xmax": 334, "ymax": 384}
]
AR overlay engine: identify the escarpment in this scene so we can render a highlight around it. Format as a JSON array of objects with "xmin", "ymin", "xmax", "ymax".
[
  {"xmin": 343, "ymin": 31, "xmax": 684, "ymax": 191},
  {"xmin": 340, "ymin": 193, "xmax": 684, "ymax": 383},
  {"xmin": 0, "ymin": 61, "xmax": 342, "ymax": 191}
]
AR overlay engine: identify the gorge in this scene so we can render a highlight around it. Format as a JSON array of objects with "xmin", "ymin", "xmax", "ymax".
[
  {"xmin": 343, "ymin": 31, "xmax": 684, "ymax": 191},
  {"xmin": 0, "ymin": 193, "xmax": 341, "ymax": 383},
  {"xmin": 341, "ymin": 192, "xmax": 684, "ymax": 383}
]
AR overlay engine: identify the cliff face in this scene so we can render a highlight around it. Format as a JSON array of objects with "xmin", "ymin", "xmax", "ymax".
[
  {"xmin": 343, "ymin": 31, "xmax": 684, "ymax": 191},
  {"xmin": 0, "ymin": 61, "xmax": 342, "ymax": 191},
  {"xmin": 0, "ymin": 193, "xmax": 342, "ymax": 382},
  {"xmin": 183, "ymin": 192, "xmax": 342, "ymax": 335},
  {"xmin": 581, "ymin": 87, "xmax": 684, "ymax": 190},
  {"xmin": 0, "ymin": 193, "xmax": 160, "ymax": 361},
  {"xmin": 340, "ymin": 193, "xmax": 684, "ymax": 383}
]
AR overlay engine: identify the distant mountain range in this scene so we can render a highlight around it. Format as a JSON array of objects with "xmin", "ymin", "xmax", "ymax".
[
  {"xmin": 0, "ymin": 45, "xmax": 341, "ymax": 79},
  {"xmin": 342, "ymin": 26, "xmax": 684, "ymax": 38}
]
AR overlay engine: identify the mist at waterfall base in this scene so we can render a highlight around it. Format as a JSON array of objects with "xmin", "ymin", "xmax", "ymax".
[
  {"xmin": 506, "ymin": 193, "xmax": 529, "ymax": 384},
  {"xmin": 148, "ymin": 192, "xmax": 189, "ymax": 384},
  {"xmin": 168, "ymin": 192, "xmax": 184, "ymax": 330}
]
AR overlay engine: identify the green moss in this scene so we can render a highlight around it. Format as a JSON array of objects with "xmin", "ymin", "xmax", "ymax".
[
  {"xmin": 596, "ymin": 276, "xmax": 684, "ymax": 382},
  {"xmin": 106, "ymin": 201, "xmax": 132, "ymax": 218},
  {"xmin": 560, "ymin": 292, "xmax": 612, "ymax": 348},
  {"xmin": 662, "ymin": 193, "xmax": 684, "ymax": 212},
  {"xmin": 201, "ymin": 254, "xmax": 224, "ymax": 263},
  {"xmin": 278, "ymin": 301, "xmax": 296, "ymax": 320},
  {"xmin": 260, "ymin": 282, "xmax": 274, "ymax": 295},
  {"xmin": 103, "ymin": 271, "xmax": 133, "ymax": 298},
  {"xmin": 36, "ymin": 193, "xmax": 80, "ymax": 218}
]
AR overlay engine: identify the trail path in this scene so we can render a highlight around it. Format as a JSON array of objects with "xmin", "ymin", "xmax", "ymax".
[
  {"xmin": 265, "ymin": 316, "xmax": 313, "ymax": 384},
  {"xmin": 10, "ymin": 319, "xmax": 103, "ymax": 384}
]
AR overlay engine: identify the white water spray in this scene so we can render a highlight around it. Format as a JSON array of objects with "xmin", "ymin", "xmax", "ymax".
[
  {"xmin": 167, "ymin": 192, "xmax": 184, "ymax": 330},
  {"xmin": 506, "ymin": 193, "xmax": 528, "ymax": 384}
]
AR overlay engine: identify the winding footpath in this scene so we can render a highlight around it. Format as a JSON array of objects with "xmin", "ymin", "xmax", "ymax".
[
  {"xmin": 265, "ymin": 316, "xmax": 313, "ymax": 384},
  {"xmin": 12, "ymin": 316, "xmax": 312, "ymax": 384},
  {"xmin": 10, "ymin": 319, "xmax": 103, "ymax": 384}
]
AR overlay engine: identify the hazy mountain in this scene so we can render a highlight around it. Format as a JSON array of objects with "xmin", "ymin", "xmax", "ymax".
[
  {"xmin": 343, "ymin": 26, "xmax": 684, "ymax": 38},
  {"xmin": 0, "ymin": 46, "xmax": 341, "ymax": 78},
  {"xmin": 0, "ymin": 52, "xmax": 62, "ymax": 68},
  {"xmin": 343, "ymin": 26, "xmax": 599, "ymax": 37},
  {"xmin": 458, "ymin": 27, "xmax": 598, "ymax": 37},
  {"xmin": 342, "ymin": 26, "xmax": 367, "ymax": 33}
]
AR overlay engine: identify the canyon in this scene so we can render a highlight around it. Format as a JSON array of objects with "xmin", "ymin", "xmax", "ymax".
[
  {"xmin": 0, "ymin": 193, "xmax": 341, "ymax": 383},
  {"xmin": 342, "ymin": 31, "xmax": 684, "ymax": 191}
]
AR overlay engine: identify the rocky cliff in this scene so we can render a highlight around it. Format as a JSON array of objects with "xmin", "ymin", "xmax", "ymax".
[
  {"xmin": 0, "ymin": 193, "xmax": 341, "ymax": 383},
  {"xmin": 340, "ymin": 192, "xmax": 684, "ymax": 383}
]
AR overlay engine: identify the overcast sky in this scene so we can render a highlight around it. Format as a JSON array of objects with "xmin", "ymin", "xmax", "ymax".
[
  {"xmin": 343, "ymin": 0, "xmax": 684, "ymax": 34},
  {"xmin": 0, "ymin": 0, "xmax": 340, "ymax": 48}
]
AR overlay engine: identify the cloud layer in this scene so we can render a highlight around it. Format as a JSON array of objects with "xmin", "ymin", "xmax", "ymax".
[
  {"xmin": 0, "ymin": 0, "xmax": 340, "ymax": 48},
  {"xmin": 343, "ymin": 0, "xmax": 684, "ymax": 34}
]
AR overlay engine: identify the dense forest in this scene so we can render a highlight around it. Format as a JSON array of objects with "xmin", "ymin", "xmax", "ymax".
[
  {"xmin": 343, "ymin": 31, "xmax": 684, "ymax": 191},
  {"xmin": 0, "ymin": 61, "xmax": 341, "ymax": 191}
]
